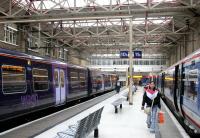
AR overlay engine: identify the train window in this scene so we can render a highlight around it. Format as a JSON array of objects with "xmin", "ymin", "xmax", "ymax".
[
  {"xmin": 164, "ymin": 71, "xmax": 174, "ymax": 99},
  {"xmin": 60, "ymin": 70, "xmax": 65, "ymax": 88},
  {"xmin": 70, "ymin": 72, "xmax": 78, "ymax": 81},
  {"xmin": 79, "ymin": 72, "xmax": 86, "ymax": 88},
  {"xmin": 70, "ymin": 71, "xmax": 79, "ymax": 89},
  {"xmin": 188, "ymin": 69, "xmax": 198, "ymax": 80},
  {"xmin": 184, "ymin": 69, "xmax": 198, "ymax": 102},
  {"xmin": 104, "ymin": 75, "xmax": 111, "ymax": 87},
  {"xmin": 33, "ymin": 68, "xmax": 49, "ymax": 91},
  {"xmin": 92, "ymin": 75, "xmax": 102, "ymax": 91},
  {"xmin": 2, "ymin": 65, "xmax": 26, "ymax": 94},
  {"xmin": 54, "ymin": 70, "xmax": 59, "ymax": 87}
]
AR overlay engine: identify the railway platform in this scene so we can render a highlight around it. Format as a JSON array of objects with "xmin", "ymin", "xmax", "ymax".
[
  {"xmin": 35, "ymin": 87, "xmax": 190, "ymax": 138},
  {"xmin": 0, "ymin": 87, "xmax": 190, "ymax": 138},
  {"xmin": 88, "ymin": 86, "xmax": 190, "ymax": 138}
]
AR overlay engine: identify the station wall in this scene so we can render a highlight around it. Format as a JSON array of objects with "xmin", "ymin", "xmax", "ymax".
[
  {"xmin": 168, "ymin": 22, "xmax": 200, "ymax": 66},
  {"xmin": 0, "ymin": 23, "xmax": 88, "ymax": 66}
]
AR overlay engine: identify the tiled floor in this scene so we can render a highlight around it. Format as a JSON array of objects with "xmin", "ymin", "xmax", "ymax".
[{"xmin": 88, "ymin": 87, "xmax": 155, "ymax": 138}]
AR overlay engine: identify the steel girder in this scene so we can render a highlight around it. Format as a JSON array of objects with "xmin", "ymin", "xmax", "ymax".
[{"xmin": 0, "ymin": 0, "xmax": 199, "ymax": 56}]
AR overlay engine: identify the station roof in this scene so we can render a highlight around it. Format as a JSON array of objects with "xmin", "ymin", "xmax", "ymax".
[{"xmin": 0, "ymin": 0, "xmax": 199, "ymax": 56}]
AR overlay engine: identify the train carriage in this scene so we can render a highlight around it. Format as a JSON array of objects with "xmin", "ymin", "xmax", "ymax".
[
  {"xmin": 0, "ymin": 49, "xmax": 55, "ymax": 121},
  {"xmin": 89, "ymin": 69, "xmax": 105, "ymax": 95},
  {"xmin": 0, "ymin": 48, "xmax": 116, "ymax": 122},
  {"xmin": 67, "ymin": 65, "xmax": 88, "ymax": 101},
  {"xmin": 158, "ymin": 49, "xmax": 200, "ymax": 134}
]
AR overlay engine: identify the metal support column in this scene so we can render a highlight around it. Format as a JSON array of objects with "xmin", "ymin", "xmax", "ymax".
[
  {"xmin": 129, "ymin": 17, "xmax": 133, "ymax": 105},
  {"xmin": 9, "ymin": 0, "xmax": 12, "ymax": 16},
  {"xmin": 38, "ymin": 23, "xmax": 41, "ymax": 48}
]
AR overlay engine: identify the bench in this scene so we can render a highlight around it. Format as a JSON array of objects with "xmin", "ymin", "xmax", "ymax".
[
  {"xmin": 111, "ymin": 98, "xmax": 126, "ymax": 113},
  {"xmin": 55, "ymin": 107, "xmax": 104, "ymax": 138}
]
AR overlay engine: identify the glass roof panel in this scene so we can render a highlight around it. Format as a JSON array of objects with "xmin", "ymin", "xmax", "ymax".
[{"xmin": 19, "ymin": 0, "xmax": 177, "ymax": 10}]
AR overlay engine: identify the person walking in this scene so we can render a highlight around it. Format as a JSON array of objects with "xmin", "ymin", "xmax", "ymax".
[
  {"xmin": 115, "ymin": 77, "xmax": 121, "ymax": 93},
  {"xmin": 141, "ymin": 81, "xmax": 161, "ymax": 133},
  {"xmin": 132, "ymin": 84, "xmax": 137, "ymax": 94}
]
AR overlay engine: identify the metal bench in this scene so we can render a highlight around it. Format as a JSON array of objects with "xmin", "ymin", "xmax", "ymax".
[
  {"xmin": 111, "ymin": 98, "xmax": 126, "ymax": 113},
  {"xmin": 55, "ymin": 107, "xmax": 104, "ymax": 138}
]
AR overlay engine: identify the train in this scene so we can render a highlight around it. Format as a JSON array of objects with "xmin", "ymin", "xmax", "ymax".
[
  {"xmin": 156, "ymin": 49, "xmax": 200, "ymax": 134},
  {"xmin": 0, "ymin": 48, "xmax": 117, "ymax": 122}
]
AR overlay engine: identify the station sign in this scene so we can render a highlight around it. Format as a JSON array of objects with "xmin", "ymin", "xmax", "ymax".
[
  {"xmin": 133, "ymin": 50, "xmax": 142, "ymax": 58},
  {"xmin": 120, "ymin": 50, "xmax": 142, "ymax": 58},
  {"xmin": 120, "ymin": 51, "xmax": 129, "ymax": 58}
]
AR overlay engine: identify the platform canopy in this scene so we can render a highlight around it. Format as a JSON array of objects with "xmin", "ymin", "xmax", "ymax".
[{"xmin": 0, "ymin": 0, "xmax": 199, "ymax": 55}]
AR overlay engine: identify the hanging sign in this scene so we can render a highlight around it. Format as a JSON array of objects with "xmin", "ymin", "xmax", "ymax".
[
  {"xmin": 120, "ymin": 51, "xmax": 128, "ymax": 58},
  {"xmin": 133, "ymin": 51, "xmax": 142, "ymax": 58}
]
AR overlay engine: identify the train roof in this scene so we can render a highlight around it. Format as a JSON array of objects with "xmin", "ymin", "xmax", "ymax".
[
  {"xmin": 0, "ymin": 48, "xmax": 30, "ymax": 58},
  {"xmin": 67, "ymin": 64, "xmax": 88, "ymax": 70},
  {"xmin": 0, "ymin": 48, "xmax": 90, "ymax": 70},
  {"xmin": 164, "ymin": 48, "xmax": 200, "ymax": 72},
  {"xmin": 0, "ymin": 48, "xmax": 68, "ymax": 65}
]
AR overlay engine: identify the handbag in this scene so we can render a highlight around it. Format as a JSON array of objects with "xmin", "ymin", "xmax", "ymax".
[
  {"xmin": 158, "ymin": 111, "xmax": 165, "ymax": 124},
  {"xmin": 144, "ymin": 98, "xmax": 154, "ymax": 115}
]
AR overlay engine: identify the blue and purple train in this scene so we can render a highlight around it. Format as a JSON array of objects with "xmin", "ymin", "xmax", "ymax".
[
  {"xmin": 0, "ymin": 48, "xmax": 117, "ymax": 122},
  {"xmin": 157, "ymin": 49, "xmax": 200, "ymax": 134}
]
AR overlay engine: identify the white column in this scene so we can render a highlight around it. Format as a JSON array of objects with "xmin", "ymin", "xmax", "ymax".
[{"xmin": 129, "ymin": 17, "xmax": 133, "ymax": 105}]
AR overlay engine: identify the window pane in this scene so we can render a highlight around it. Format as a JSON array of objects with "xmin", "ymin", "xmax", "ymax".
[
  {"xmin": 33, "ymin": 68, "xmax": 49, "ymax": 91},
  {"xmin": 6, "ymin": 29, "xmax": 9, "ymax": 42},
  {"xmin": 184, "ymin": 69, "xmax": 198, "ymax": 102},
  {"xmin": 156, "ymin": 60, "xmax": 160, "ymax": 65},
  {"xmin": 70, "ymin": 72, "xmax": 78, "ymax": 81},
  {"xmin": 79, "ymin": 72, "xmax": 86, "ymax": 88},
  {"xmin": 9, "ymin": 31, "xmax": 12, "ymax": 43},
  {"xmin": 54, "ymin": 70, "xmax": 59, "ymax": 87},
  {"xmin": 2, "ymin": 65, "xmax": 26, "ymax": 94},
  {"xmin": 60, "ymin": 70, "xmax": 65, "ymax": 88},
  {"xmin": 164, "ymin": 71, "xmax": 174, "ymax": 101},
  {"xmin": 4, "ymin": 26, "xmax": 17, "ymax": 44},
  {"xmin": 70, "ymin": 71, "xmax": 79, "ymax": 88},
  {"xmin": 146, "ymin": 60, "xmax": 149, "ymax": 65}
]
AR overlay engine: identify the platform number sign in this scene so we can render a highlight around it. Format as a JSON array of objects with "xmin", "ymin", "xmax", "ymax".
[
  {"xmin": 120, "ymin": 51, "xmax": 142, "ymax": 58},
  {"xmin": 120, "ymin": 51, "xmax": 128, "ymax": 58},
  {"xmin": 133, "ymin": 51, "xmax": 142, "ymax": 58}
]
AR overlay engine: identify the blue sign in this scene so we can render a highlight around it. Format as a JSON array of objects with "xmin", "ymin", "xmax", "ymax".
[
  {"xmin": 120, "ymin": 50, "xmax": 142, "ymax": 58},
  {"xmin": 133, "ymin": 51, "xmax": 142, "ymax": 58},
  {"xmin": 120, "ymin": 51, "xmax": 128, "ymax": 58}
]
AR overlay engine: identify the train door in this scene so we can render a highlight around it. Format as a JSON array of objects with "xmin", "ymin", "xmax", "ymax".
[
  {"xmin": 161, "ymin": 73, "xmax": 165, "ymax": 95},
  {"xmin": 177, "ymin": 64, "xmax": 184, "ymax": 116},
  {"xmin": 102, "ymin": 74, "xmax": 105, "ymax": 91},
  {"xmin": 174, "ymin": 65, "xmax": 180, "ymax": 112},
  {"xmin": 54, "ymin": 68, "xmax": 66, "ymax": 105}
]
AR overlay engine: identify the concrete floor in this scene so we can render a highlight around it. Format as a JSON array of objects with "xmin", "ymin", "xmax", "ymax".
[
  {"xmin": 35, "ymin": 86, "xmax": 187, "ymax": 138},
  {"xmin": 88, "ymin": 87, "xmax": 155, "ymax": 138}
]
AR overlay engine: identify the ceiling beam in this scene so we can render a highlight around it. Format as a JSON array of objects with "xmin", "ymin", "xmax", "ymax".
[{"xmin": 0, "ymin": 5, "xmax": 199, "ymax": 23}]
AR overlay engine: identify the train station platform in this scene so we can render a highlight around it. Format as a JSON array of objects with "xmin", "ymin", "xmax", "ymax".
[
  {"xmin": 33, "ymin": 87, "xmax": 189, "ymax": 138},
  {"xmin": 0, "ymin": 87, "xmax": 190, "ymax": 138}
]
